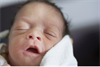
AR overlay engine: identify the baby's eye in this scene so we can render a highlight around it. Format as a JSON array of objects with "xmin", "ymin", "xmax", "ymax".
[
  {"xmin": 14, "ymin": 27, "xmax": 29, "ymax": 33},
  {"xmin": 14, "ymin": 21, "xmax": 30, "ymax": 30},
  {"xmin": 45, "ymin": 32, "xmax": 56, "ymax": 37}
]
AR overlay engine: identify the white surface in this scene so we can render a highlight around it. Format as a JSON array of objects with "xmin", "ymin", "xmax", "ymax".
[{"xmin": 51, "ymin": 0, "xmax": 99, "ymax": 30}]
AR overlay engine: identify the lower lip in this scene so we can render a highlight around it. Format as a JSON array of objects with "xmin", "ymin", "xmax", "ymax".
[{"xmin": 23, "ymin": 51, "xmax": 39, "ymax": 57}]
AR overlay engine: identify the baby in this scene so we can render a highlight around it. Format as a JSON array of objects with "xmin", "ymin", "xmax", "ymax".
[{"xmin": 0, "ymin": 0, "xmax": 75, "ymax": 66}]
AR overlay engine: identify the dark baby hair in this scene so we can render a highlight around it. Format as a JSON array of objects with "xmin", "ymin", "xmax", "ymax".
[{"xmin": 10, "ymin": 0, "xmax": 70, "ymax": 37}]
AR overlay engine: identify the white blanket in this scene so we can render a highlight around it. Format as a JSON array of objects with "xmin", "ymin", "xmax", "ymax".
[
  {"xmin": 0, "ymin": 55, "xmax": 7, "ymax": 66},
  {"xmin": 0, "ymin": 43, "xmax": 7, "ymax": 66},
  {"xmin": 40, "ymin": 35, "xmax": 78, "ymax": 66}
]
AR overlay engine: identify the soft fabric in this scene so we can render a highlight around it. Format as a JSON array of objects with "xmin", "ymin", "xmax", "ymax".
[
  {"xmin": 0, "ymin": 30, "xmax": 9, "ymax": 44},
  {"xmin": 0, "ymin": 43, "xmax": 7, "ymax": 54},
  {"xmin": 40, "ymin": 35, "xmax": 78, "ymax": 66},
  {"xmin": 0, "ymin": 55, "xmax": 7, "ymax": 66},
  {"xmin": 0, "ymin": 43, "xmax": 7, "ymax": 66},
  {"xmin": 0, "ymin": 30, "xmax": 9, "ymax": 66},
  {"xmin": 0, "ymin": 30, "xmax": 9, "ymax": 38}
]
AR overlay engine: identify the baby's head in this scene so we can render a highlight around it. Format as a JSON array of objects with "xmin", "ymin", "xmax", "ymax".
[{"xmin": 8, "ymin": 0, "xmax": 69, "ymax": 66}]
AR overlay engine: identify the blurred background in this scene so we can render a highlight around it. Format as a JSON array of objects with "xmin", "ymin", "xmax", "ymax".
[{"xmin": 0, "ymin": 0, "xmax": 99, "ymax": 66}]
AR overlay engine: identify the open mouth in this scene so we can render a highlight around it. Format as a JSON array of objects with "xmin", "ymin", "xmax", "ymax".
[{"xmin": 26, "ymin": 47, "xmax": 39, "ymax": 54}]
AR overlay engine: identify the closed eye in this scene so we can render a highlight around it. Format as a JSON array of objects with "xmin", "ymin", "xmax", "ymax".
[
  {"xmin": 15, "ymin": 27, "xmax": 29, "ymax": 33},
  {"xmin": 16, "ymin": 28, "xmax": 28, "ymax": 30},
  {"xmin": 45, "ymin": 32, "xmax": 56, "ymax": 37}
]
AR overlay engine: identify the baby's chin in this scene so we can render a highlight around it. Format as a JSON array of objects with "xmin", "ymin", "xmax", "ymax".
[
  {"xmin": 8, "ymin": 51, "xmax": 43, "ymax": 66},
  {"xmin": 16, "ymin": 57, "xmax": 42, "ymax": 66}
]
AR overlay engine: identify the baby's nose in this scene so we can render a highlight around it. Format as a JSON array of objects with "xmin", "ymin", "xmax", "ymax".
[{"xmin": 27, "ymin": 34, "xmax": 41, "ymax": 41}]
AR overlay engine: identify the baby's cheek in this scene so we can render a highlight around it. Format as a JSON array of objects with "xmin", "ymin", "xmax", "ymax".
[
  {"xmin": 44, "ymin": 41, "xmax": 54, "ymax": 52},
  {"xmin": 9, "ymin": 34, "xmax": 24, "ymax": 44},
  {"xmin": 45, "ymin": 38, "xmax": 60, "ymax": 51},
  {"xmin": 8, "ymin": 36, "xmax": 24, "ymax": 54}
]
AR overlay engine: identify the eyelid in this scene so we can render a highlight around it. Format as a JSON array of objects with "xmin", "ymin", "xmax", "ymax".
[
  {"xmin": 45, "ymin": 31, "xmax": 56, "ymax": 37},
  {"xmin": 48, "ymin": 32, "xmax": 56, "ymax": 36}
]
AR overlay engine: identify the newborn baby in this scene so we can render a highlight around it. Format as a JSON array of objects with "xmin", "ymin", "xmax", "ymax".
[{"xmin": 0, "ymin": 0, "xmax": 77, "ymax": 66}]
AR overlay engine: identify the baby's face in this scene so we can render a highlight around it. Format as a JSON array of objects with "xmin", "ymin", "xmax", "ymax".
[{"xmin": 8, "ymin": 2, "xmax": 64, "ymax": 66}]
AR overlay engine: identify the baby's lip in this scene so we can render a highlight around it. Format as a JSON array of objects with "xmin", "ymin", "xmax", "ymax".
[{"xmin": 25, "ymin": 45, "xmax": 40, "ymax": 54}]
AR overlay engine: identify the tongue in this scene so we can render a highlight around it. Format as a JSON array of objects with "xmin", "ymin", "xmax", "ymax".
[{"xmin": 27, "ymin": 48, "xmax": 38, "ymax": 54}]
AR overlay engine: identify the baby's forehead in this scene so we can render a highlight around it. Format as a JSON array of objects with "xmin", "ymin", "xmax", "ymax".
[
  {"xmin": 19, "ymin": 1, "xmax": 62, "ymax": 17},
  {"xmin": 24, "ymin": 2, "xmax": 58, "ymax": 11},
  {"xmin": 15, "ymin": 1, "xmax": 64, "ymax": 25}
]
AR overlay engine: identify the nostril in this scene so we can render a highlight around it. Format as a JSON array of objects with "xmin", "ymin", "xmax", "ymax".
[
  {"xmin": 37, "ymin": 37, "xmax": 41, "ymax": 40},
  {"xmin": 27, "ymin": 34, "xmax": 41, "ymax": 40},
  {"xmin": 29, "ymin": 35, "xmax": 33, "ymax": 39}
]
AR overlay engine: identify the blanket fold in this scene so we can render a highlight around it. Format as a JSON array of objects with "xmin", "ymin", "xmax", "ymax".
[{"xmin": 40, "ymin": 35, "xmax": 78, "ymax": 66}]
